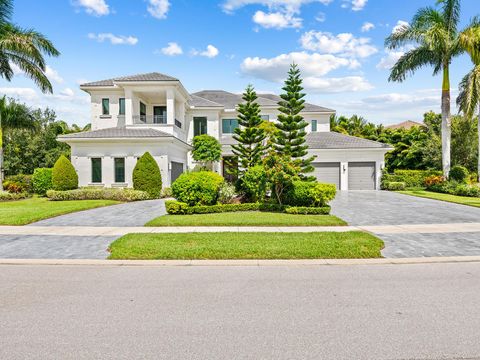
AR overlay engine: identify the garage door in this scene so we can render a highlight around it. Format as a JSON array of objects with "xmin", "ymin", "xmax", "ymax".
[
  {"xmin": 313, "ymin": 163, "xmax": 341, "ymax": 189},
  {"xmin": 348, "ymin": 162, "xmax": 376, "ymax": 190},
  {"xmin": 171, "ymin": 162, "xmax": 184, "ymax": 183}
]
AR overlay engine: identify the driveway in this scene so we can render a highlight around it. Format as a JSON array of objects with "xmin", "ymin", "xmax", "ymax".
[{"xmin": 331, "ymin": 191, "xmax": 480, "ymax": 257}]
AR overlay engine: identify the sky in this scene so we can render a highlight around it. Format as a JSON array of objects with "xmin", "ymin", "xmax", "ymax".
[{"xmin": 5, "ymin": 0, "xmax": 480, "ymax": 126}]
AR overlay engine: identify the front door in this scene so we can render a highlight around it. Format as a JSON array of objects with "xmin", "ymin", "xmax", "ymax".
[{"xmin": 153, "ymin": 106, "xmax": 166, "ymax": 124}]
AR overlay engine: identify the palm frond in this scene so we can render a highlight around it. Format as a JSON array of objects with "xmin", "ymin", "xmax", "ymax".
[
  {"xmin": 0, "ymin": 0, "xmax": 12, "ymax": 25},
  {"xmin": 388, "ymin": 46, "xmax": 439, "ymax": 82},
  {"xmin": 437, "ymin": 0, "xmax": 461, "ymax": 33},
  {"xmin": 6, "ymin": 52, "xmax": 53, "ymax": 93},
  {"xmin": 457, "ymin": 66, "xmax": 480, "ymax": 118},
  {"xmin": 459, "ymin": 16, "xmax": 480, "ymax": 64}
]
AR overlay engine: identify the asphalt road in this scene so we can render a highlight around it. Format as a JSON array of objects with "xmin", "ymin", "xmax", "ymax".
[{"xmin": 1, "ymin": 263, "xmax": 480, "ymax": 360}]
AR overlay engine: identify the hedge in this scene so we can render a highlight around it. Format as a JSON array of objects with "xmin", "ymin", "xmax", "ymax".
[
  {"xmin": 285, "ymin": 181, "xmax": 336, "ymax": 207},
  {"xmin": 133, "ymin": 152, "xmax": 162, "ymax": 198},
  {"xmin": 47, "ymin": 188, "xmax": 150, "ymax": 201},
  {"xmin": 428, "ymin": 181, "xmax": 480, "ymax": 198},
  {"xmin": 0, "ymin": 191, "xmax": 30, "ymax": 201},
  {"xmin": 382, "ymin": 169, "xmax": 442, "ymax": 189},
  {"xmin": 52, "ymin": 155, "xmax": 78, "ymax": 191},
  {"xmin": 32, "ymin": 168, "xmax": 53, "ymax": 196},
  {"xmin": 284, "ymin": 206, "xmax": 331, "ymax": 215},
  {"xmin": 171, "ymin": 171, "xmax": 224, "ymax": 206},
  {"xmin": 382, "ymin": 181, "xmax": 406, "ymax": 191}
]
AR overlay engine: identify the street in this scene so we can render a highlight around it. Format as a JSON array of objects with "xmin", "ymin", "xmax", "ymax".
[{"xmin": 1, "ymin": 262, "xmax": 480, "ymax": 359}]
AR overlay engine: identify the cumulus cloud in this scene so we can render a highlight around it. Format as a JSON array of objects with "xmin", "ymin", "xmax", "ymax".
[
  {"xmin": 315, "ymin": 12, "xmax": 326, "ymax": 22},
  {"xmin": 160, "ymin": 42, "xmax": 183, "ymax": 56},
  {"xmin": 88, "ymin": 33, "xmax": 138, "ymax": 45},
  {"xmin": 342, "ymin": 0, "xmax": 367, "ymax": 11},
  {"xmin": 252, "ymin": 10, "xmax": 302, "ymax": 29},
  {"xmin": 376, "ymin": 50, "xmax": 405, "ymax": 70},
  {"xmin": 361, "ymin": 22, "xmax": 375, "ymax": 32},
  {"xmin": 73, "ymin": 0, "xmax": 110, "ymax": 16},
  {"xmin": 147, "ymin": 0, "xmax": 170, "ymax": 19},
  {"xmin": 191, "ymin": 45, "xmax": 219, "ymax": 58},
  {"xmin": 303, "ymin": 76, "xmax": 373, "ymax": 93},
  {"xmin": 300, "ymin": 31, "xmax": 378, "ymax": 58},
  {"xmin": 221, "ymin": 0, "xmax": 332, "ymax": 13},
  {"xmin": 392, "ymin": 20, "xmax": 409, "ymax": 33},
  {"xmin": 45, "ymin": 66, "xmax": 64, "ymax": 83}
]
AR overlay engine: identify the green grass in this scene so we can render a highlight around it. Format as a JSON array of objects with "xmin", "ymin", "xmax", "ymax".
[
  {"xmin": 398, "ymin": 190, "xmax": 480, "ymax": 208},
  {"xmin": 108, "ymin": 232, "xmax": 383, "ymax": 260},
  {"xmin": 0, "ymin": 197, "xmax": 120, "ymax": 225},
  {"xmin": 146, "ymin": 211, "xmax": 347, "ymax": 227}
]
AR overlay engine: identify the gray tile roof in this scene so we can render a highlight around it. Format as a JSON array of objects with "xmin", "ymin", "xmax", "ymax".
[
  {"xmin": 81, "ymin": 72, "xmax": 179, "ymax": 87},
  {"xmin": 58, "ymin": 127, "xmax": 172, "ymax": 139},
  {"xmin": 192, "ymin": 90, "xmax": 278, "ymax": 108},
  {"xmin": 306, "ymin": 132, "xmax": 392, "ymax": 149},
  {"xmin": 188, "ymin": 94, "xmax": 224, "ymax": 107},
  {"xmin": 258, "ymin": 94, "xmax": 335, "ymax": 113}
]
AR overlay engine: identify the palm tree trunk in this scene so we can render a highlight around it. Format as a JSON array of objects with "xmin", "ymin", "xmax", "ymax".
[
  {"xmin": 0, "ymin": 115, "xmax": 3, "ymax": 192},
  {"xmin": 441, "ymin": 64, "xmax": 452, "ymax": 177},
  {"xmin": 478, "ymin": 104, "xmax": 480, "ymax": 183}
]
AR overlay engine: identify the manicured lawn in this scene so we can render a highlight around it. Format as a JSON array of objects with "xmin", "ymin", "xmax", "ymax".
[
  {"xmin": 108, "ymin": 232, "xmax": 383, "ymax": 259},
  {"xmin": 146, "ymin": 211, "xmax": 347, "ymax": 227},
  {"xmin": 0, "ymin": 197, "xmax": 120, "ymax": 225},
  {"xmin": 399, "ymin": 190, "xmax": 480, "ymax": 208}
]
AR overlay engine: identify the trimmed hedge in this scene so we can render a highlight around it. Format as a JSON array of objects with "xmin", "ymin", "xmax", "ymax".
[
  {"xmin": 0, "ymin": 191, "xmax": 30, "ymax": 201},
  {"xmin": 171, "ymin": 171, "xmax": 224, "ymax": 206},
  {"xmin": 285, "ymin": 206, "xmax": 331, "ymax": 215},
  {"xmin": 382, "ymin": 181, "xmax": 406, "ymax": 191},
  {"xmin": 382, "ymin": 169, "xmax": 442, "ymax": 189},
  {"xmin": 47, "ymin": 188, "xmax": 150, "ymax": 201},
  {"xmin": 32, "ymin": 168, "xmax": 53, "ymax": 196},
  {"xmin": 285, "ymin": 181, "xmax": 336, "ymax": 207},
  {"xmin": 428, "ymin": 181, "xmax": 480, "ymax": 198},
  {"xmin": 133, "ymin": 152, "xmax": 162, "ymax": 198},
  {"xmin": 52, "ymin": 155, "xmax": 78, "ymax": 191}
]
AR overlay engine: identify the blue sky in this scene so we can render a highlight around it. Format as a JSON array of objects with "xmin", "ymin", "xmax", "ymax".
[{"xmin": 5, "ymin": 0, "xmax": 479, "ymax": 125}]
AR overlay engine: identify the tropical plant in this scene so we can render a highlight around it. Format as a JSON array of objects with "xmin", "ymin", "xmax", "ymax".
[
  {"xmin": 31, "ymin": 167, "xmax": 52, "ymax": 196},
  {"xmin": 191, "ymin": 134, "xmax": 222, "ymax": 170},
  {"xmin": 385, "ymin": 0, "xmax": 480, "ymax": 177},
  {"xmin": 52, "ymin": 155, "xmax": 78, "ymax": 191},
  {"xmin": 239, "ymin": 164, "xmax": 268, "ymax": 202},
  {"xmin": 263, "ymin": 151, "xmax": 300, "ymax": 205},
  {"xmin": 132, "ymin": 152, "xmax": 162, "ymax": 198}
]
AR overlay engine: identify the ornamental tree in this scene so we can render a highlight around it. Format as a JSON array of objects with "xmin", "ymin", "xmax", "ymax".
[
  {"xmin": 133, "ymin": 152, "xmax": 162, "ymax": 198},
  {"xmin": 192, "ymin": 134, "xmax": 222, "ymax": 170}
]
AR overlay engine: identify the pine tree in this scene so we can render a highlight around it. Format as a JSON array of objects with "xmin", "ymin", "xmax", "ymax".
[
  {"xmin": 232, "ymin": 84, "xmax": 266, "ymax": 174},
  {"xmin": 273, "ymin": 63, "xmax": 315, "ymax": 177}
]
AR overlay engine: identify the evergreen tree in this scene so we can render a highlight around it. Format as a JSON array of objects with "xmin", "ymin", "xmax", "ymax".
[
  {"xmin": 232, "ymin": 85, "xmax": 266, "ymax": 173},
  {"xmin": 273, "ymin": 64, "xmax": 315, "ymax": 176}
]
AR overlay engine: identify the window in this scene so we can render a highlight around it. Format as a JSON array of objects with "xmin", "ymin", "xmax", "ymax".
[
  {"xmin": 102, "ymin": 99, "xmax": 109, "ymax": 115},
  {"xmin": 114, "ymin": 158, "xmax": 125, "ymax": 183},
  {"xmin": 119, "ymin": 98, "xmax": 125, "ymax": 115},
  {"xmin": 260, "ymin": 115, "xmax": 270, "ymax": 121},
  {"xmin": 140, "ymin": 102, "xmax": 146, "ymax": 116},
  {"xmin": 193, "ymin": 117, "xmax": 207, "ymax": 136},
  {"xmin": 91, "ymin": 158, "xmax": 102, "ymax": 183},
  {"xmin": 222, "ymin": 119, "xmax": 239, "ymax": 134},
  {"xmin": 311, "ymin": 120, "xmax": 318, "ymax": 132}
]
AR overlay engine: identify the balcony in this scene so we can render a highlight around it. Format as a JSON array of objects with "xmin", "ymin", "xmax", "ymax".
[{"xmin": 133, "ymin": 115, "xmax": 167, "ymax": 125}]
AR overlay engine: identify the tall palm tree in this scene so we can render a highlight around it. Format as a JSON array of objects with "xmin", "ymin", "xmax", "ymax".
[
  {"xmin": 0, "ymin": 0, "xmax": 59, "ymax": 190},
  {"xmin": 385, "ymin": 0, "xmax": 480, "ymax": 177}
]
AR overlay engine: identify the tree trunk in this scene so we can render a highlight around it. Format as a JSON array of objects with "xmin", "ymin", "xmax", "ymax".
[
  {"xmin": 0, "ymin": 123, "xmax": 3, "ymax": 192},
  {"xmin": 478, "ymin": 105, "xmax": 480, "ymax": 183},
  {"xmin": 441, "ymin": 65, "xmax": 452, "ymax": 177}
]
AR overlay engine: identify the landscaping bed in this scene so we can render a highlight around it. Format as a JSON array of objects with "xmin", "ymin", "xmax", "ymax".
[
  {"xmin": 399, "ymin": 190, "xmax": 480, "ymax": 208},
  {"xmin": 108, "ymin": 232, "xmax": 383, "ymax": 260}
]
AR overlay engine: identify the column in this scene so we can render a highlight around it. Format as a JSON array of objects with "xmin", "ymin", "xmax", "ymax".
[
  {"xmin": 166, "ymin": 89, "xmax": 175, "ymax": 125},
  {"xmin": 125, "ymin": 89, "xmax": 133, "ymax": 125}
]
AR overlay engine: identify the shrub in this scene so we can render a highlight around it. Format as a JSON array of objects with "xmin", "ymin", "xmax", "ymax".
[
  {"xmin": 192, "ymin": 134, "xmax": 222, "ymax": 169},
  {"xmin": 171, "ymin": 171, "xmax": 224, "ymax": 206},
  {"xmin": 449, "ymin": 165, "xmax": 469, "ymax": 183},
  {"xmin": 382, "ymin": 169, "xmax": 442, "ymax": 188},
  {"xmin": 0, "ymin": 191, "xmax": 29, "ymax": 201},
  {"xmin": 218, "ymin": 182, "xmax": 236, "ymax": 204},
  {"xmin": 32, "ymin": 168, "xmax": 53, "ymax": 196},
  {"xmin": 133, "ymin": 152, "xmax": 162, "ymax": 198},
  {"xmin": 424, "ymin": 175, "xmax": 445, "ymax": 188},
  {"xmin": 239, "ymin": 165, "xmax": 268, "ymax": 202},
  {"xmin": 160, "ymin": 187, "xmax": 173, "ymax": 198},
  {"xmin": 285, "ymin": 206, "xmax": 331, "ymax": 215},
  {"xmin": 52, "ymin": 155, "xmax": 78, "ymax": 191},
  {"xmin": 46, "ymin": 188, "xmax": 150, "ymax": 201},
  {"xmin": 382, "ymin": 181, "xmax": 406, "ymax": 191},
  {"xmin": 428, "ymin": 181, "xmax": 480, "ymax": 198},
  {"xmin": 285, "ymin": 181, "xmax": 336, "ymax": 207},
  {"xmin": 3, "ymin": 174, "xmax": 32, "ymax": 193}
]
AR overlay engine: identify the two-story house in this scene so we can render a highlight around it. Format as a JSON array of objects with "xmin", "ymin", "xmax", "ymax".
[{"xmin": 59, "ymin": 72, "xmax": 392, "ymax": 190}]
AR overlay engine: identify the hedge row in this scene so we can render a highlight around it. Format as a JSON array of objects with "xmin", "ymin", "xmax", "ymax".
[
  {"xmin": 0, "ymin": 191, "xmax": 30, "ymax": 201},
  {"xmin": 47, "ymin": 188, "xmax": 150, "ymax": 202},
  {"xmin": 428, "ymin": 182, "xmax": 480, "ymax": 198},
  {"xmin": 382, "ymin": 169, "xmax": 442, "ymax": 189}
]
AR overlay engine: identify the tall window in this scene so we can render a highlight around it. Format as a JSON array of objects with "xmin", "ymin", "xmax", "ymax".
[
  {"xmin": 91, "ymin": 158, "xmax": 102, "ymax": 183},
  {"xmin": 311, "ymin": 120, "xmax": 318, "ymax": 132},
  {"xmin": 222, "ymin": 119, "xmax": 238, "ymax": 134},
  {"xmin": 114, "ymin": 158, "xmax": 125, "ymax": 183},
  {"xmin": 119, "ymin": 98, "xmax": 125, "ymax": 115},
  {"xmin": 102, "ymin": 99, "xmax": 109, "ymax": 115},
  {"xmin": 140, "ymin": 102, "xmax": 146, "ymax": 116},
  {"xmin": 193, "ymin": 117, "xmax": 207, "ymax": 136}
]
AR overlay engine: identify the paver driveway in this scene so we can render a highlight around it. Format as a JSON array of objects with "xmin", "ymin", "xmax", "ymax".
[{"xmin": 331, "ymin": 191, "xmax": 480, "ymax": 257}]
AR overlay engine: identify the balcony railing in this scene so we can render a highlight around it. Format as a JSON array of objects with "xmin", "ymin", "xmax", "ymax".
[{"xmin": 133, "ymin": 115, "xmax": 167, "ymax": 125}]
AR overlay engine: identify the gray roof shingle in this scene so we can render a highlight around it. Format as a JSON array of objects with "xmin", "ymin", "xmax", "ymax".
[
  {"xmin": 188, "ymin": 94, "xmax": 224, "ymax": 107},
  {"xmin": 192, "ymin": 90, "xmax": 278, "ymax": 108},
  {"xmin": 58, "ymin": 127, "xmax": 172, "ymax": 139},
  {"xmin": 258, "ymin": 94, "xmax": 335, "ymax": 113},
  {"xmin": 81, "ymin": 72, "xmax": 179, "ymax": 87},
  {"xmin": 306, "ymin": 132, "xmax": 392, "ymax": 149}
]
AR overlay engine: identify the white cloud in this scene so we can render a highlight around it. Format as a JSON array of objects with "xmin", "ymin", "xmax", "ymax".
[
  {"xmin": 0, "ymin": 87, "xmax": 38, "ymax": 102},
  {"xmin": 191, "ymin": 45, "xmax": 219, "ymax": 58},
  {"xmin": 315, "ymin": 12, "xmax": 326, "ymax": 22},
  {"xmin": 303, "ymin": 76, "xmax": 373, "ymax": 93},
  {"xmin": 74, "ymin": 0, "xmax": 110, "ymax": 16},
  {"xmin": 59, "ymin": 88, "xmax": 75, "ymax": 97},
  {"xmin": 147, "ymin": 0, "xmax": 170, "ymax": 19},
  {"xmin": 88, "ymin": 33, "xmax": 138, "ymax": 45},
  {"xmin": 361, "ymin": 22, "xmax": 375, "ymax": 32},
  {"xmin": 222, "ymin": 0, "xmax": 332, "ymax": 13},
  {"xmin": 376, "ymin": 49, "xmax": 405, "ymax": 70},
  {"xmin": 392, "ymin": 20, "xmax": 409, "ymax": 33},
  {"xmin": 351, "ymin": 0, "xmax": 367, "ymax": 11},
  {"xmin": 300, "ymin": 31, "xmax": 378, "ymax": 58},
  {"xmin": 160, "ymin": 42, "xmax": 183, "ymax": 56},
  {"xmin": 252, "ymin": 10, "xmax": 302, "ymax": 29},
  {"xmin": 45, "ymin": 66, "xmax": 64, "ymax": 83}
]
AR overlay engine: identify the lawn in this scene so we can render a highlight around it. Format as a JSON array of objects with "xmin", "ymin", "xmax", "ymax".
[
  {"xmin": 146, "ymin": 211, "xmax": 347, "ymax": 227},
  {"xmin": 399, "ymin": 190, "xmax": 480, "ymax": 208},
  {"xmin": 0, "ymin": 197, "xmax": 120, "ymax": 225},
  {"xmin": 108, "ymin": 232, "xmax": 383, "ymax": 260}
]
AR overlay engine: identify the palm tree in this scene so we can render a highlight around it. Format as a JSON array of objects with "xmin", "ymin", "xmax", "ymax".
[
  {"xmin": 0, "ymin": 97, "xmax": 34, "ymax": 190},
  {"xmin": 385, "ymin": 0, "xmax": 480, "ymax": 177}
]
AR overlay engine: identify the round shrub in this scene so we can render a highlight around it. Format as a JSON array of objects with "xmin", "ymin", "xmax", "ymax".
[
  {"xmin": 171, "ymin": 171, "xmax": 224, "ymax": 206},
  {"xmin": 133, "ymin": 152, "xmax": 162, "ymax": 198},
  {"xmin": 449, "ymin": 165, "xmax": 469, "ymax": 183},
  {"xmin": 32, "ymin": 168, "xmax": 53, "ymax": 196},
  {"xmin": 285, "ymin": 181, "xmax": 336, "ymax": 207},
  {"xmin": 52, "ymin": 155, "xmax": 78, "ymax": 191},
  {"xmin": 239, "ymin": 165, "xmax": 268, "ymax": 202}
]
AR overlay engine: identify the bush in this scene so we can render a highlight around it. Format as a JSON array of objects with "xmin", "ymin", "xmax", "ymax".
[
  {"xmin": 0, "ymin": 191, "xmax": 29, "ymax": 201},
  {"xmin": 285, "ymin": 181, "xmax": 336, "ymax": 207},
  {"xmin": 428, "ymin": 181, "xmax": 480, "ymax": 197},
  {"xmin": 46, "ymin": 188, "xmax": 150, "ymax": 201},
  {"xmin": 160, "ymin": 187, "xmax": 173, "ymax": 198},
  {"xmin": 52, "ymin": 155, "xmax": 78, "ymax": 191},
  {"xmin": 192, "ymin": 135, "xmax": 222, "ymax": 169},
  {"xmin": 218, "ymin": 182, "xmax": 236, "ymax": 204},
  {"xmin": 3, "ymin": 174, "xmax": 32, "ymax": 193},
  {"xmin": 171, "ymin": 171, "xmax": 224, "ymax": 206},
  {"xmin": 239, "ymin": 165, "xmax": 268, "ymax": 202},
  {"xmin": 32, "ymin": 168, "xmax": 53, "ymax": 196},
  {"xmin": 382, "ymin": 169, "xmax": 442, "ymax": 188},
  {"xmin": 449, "ymin": 165, "xmax": 469, "ymax": 183},
  {"xmin": 382, "ymin": 181, "xmax": 406, "ymax": 191},
  {"xmin": 285, "ymin": 206, "xmax": 331, "ymax": 215},
  {"xmin": 133, "ymin": 152, "xmax": 162, "ymax": 198},
  {"xmin": 424, "ymin": 175, "xmax": 445, "ymax": 188}
]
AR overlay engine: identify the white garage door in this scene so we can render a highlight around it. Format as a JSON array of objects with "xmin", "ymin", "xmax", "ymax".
[
  {"xmin": 313, "ymin": 162, "xmax": 341, "ymax": 189},
  {"xmin": 348, "ymin": 162, "xmax": 376, "ymax": 190}
]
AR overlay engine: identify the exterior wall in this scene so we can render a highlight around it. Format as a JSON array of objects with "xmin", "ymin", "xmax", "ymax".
[{"xmin": 89, "ymin": 89, "xmax": 125, "ymax": 130}]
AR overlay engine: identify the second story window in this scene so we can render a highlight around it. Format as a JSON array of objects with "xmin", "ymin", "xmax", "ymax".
[
  {"xmin": 311, "ymin": 120, "xmax": 318, "ymax": 132},
  {"xmin": 102, "ymin": 98, "xmax": 109, "ymax": 115},
  {"xmin": 140, "ymin": 102, "xmax": 146, "ymax": 116},
  {"xmin": 193, "ymin": 117, "xmax": 207, "ymax": 136},
  {"xmin": 119, "ymin": 98, "xmax": 125, "ymax": 115},
  {"xmin": 222, "ymin": 119, "xmax": 239, "ymax": 134}
]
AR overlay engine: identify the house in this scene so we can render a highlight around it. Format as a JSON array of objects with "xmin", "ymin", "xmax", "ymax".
[
  {"xmin": 386, "ymin": 120, "xmax": 425, "ymax": 130},
  {"xmin": 58, "ymin": 72, "xmax": 392, "ymax": 190}
]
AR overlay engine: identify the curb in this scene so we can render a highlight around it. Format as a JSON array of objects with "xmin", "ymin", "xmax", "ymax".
[{"xmin": 1, "ymin": 256, "xmax": 480, "ymax": 267}]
